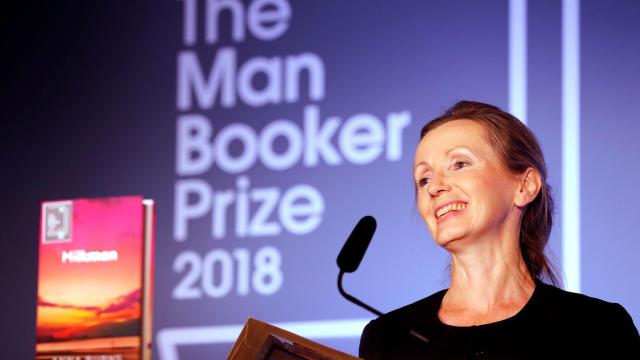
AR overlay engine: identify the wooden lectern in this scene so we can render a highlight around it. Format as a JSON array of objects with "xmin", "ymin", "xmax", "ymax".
[{"xmin": 227, "ymin": 318, "xmax": 362, "ymax": 360}]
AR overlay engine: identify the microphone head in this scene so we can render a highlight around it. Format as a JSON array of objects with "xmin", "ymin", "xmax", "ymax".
[{"xmin": 337, "ymin": 215, "xmax": 377, "ymax": 273}]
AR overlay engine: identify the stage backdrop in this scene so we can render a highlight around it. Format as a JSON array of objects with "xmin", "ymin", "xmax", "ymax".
[{"xmin": 3, "ymin": 1, "xmax": 639, "ymax": 358}]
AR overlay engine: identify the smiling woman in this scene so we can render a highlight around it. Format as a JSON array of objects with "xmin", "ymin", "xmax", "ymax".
[
  {"xmin": 359, "ymin": 101, "xmax": 640, "ymax": 359},
  {"xmin": 415, "ymin": 105, "xmax": 557, "ymax": 287}
]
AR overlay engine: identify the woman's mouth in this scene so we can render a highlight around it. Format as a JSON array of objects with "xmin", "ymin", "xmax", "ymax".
[{"xmin": 435, "ymin": 202, "xmax": 467, "ymax": 221}]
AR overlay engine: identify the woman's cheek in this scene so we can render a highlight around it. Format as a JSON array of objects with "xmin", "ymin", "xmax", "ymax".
[
  {"xmin": 417, "ymin": 198, "xmax": 430, "ymax": 221},
  {"xmin": 419, "ymin": 201, "xmax": 437, "ymax": 235}
]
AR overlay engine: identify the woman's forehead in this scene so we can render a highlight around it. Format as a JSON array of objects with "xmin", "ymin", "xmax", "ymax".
[{"xmin": 416, "ymin": 119, "xmax": 490, "ymax": 157}]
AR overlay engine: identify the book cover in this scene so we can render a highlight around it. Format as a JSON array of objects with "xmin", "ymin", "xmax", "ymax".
[
  {"xmin": 227, "ymin": 318, "xmax": 361, "ymax": 360},
  {"xmin": 36, "ymin": 196, "xmax": 155, "ymax": 360}
]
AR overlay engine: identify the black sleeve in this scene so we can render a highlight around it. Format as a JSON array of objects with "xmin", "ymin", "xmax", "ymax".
[{"xmin": 603, "ymin": 303, "xmax": 640, "ymax": 356}]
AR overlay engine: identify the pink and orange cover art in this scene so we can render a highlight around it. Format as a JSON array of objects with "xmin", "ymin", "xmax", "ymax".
[{"xmin": 36, "ymin": 196, "xmax": 154, "ymax": 360}]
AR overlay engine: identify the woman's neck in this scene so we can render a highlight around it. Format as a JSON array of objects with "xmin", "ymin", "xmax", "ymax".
[{"xmin": 440, "ymin": 243, "xmax": 535, "ymax": 325}]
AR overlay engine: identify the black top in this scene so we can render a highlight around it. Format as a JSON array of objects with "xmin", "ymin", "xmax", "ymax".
[{"xmin": 359, "ymin": 281, "xmax": 640, "ymax": 359}]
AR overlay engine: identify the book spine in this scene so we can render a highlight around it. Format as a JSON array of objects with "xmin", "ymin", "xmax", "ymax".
[{"xmin": 142, "ymin": 199, "xmax": 156, "ymax": 360}]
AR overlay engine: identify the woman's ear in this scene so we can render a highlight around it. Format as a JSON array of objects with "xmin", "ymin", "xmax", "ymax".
[{"xmin": 514, "ymin": 167, "xmax": 542, "ymax": 207}]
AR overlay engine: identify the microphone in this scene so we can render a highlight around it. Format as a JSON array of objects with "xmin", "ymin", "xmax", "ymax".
[
  {"xmin": 336, "ymin": 215, "xmax": 383, "ymax": 316},
  {"xmin": 337, "ymin": 215, "xmax": 377, "ymax": 274},
  {"xmin": 336, "ymin": 216, "xmax": 444, "ymax": 348}
]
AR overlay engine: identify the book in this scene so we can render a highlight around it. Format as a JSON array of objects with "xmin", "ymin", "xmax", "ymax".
[
  {"xmin": 228, "ymin": 318, "xmax": 361, "ymax": 360},
  {"xmin": 36, "ymin": 196, "xmax": 155, "ymax": 360}
]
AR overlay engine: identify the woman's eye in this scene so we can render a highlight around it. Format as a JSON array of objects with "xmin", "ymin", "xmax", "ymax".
[
  {"xmin": 418, "ymin": 177, "xmax": 431, "ymax": 187},
  {"xmin": 454, "ymin": 160, "xmax": 469, "ymax": 169}
]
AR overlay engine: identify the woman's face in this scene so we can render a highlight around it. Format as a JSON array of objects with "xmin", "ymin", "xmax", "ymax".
[{"xmin": 414, "ymin": 119, "xmax": 521, "ymax": 250}]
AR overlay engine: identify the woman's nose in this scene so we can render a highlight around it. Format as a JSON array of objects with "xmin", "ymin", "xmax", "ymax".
[{"xmin": 427, "ymin": 174, "xmax": 450, "ymax": 197}]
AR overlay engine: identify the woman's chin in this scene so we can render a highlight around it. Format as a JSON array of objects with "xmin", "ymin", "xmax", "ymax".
[{"xmin": 435, "ymin": 228, "xmax": 467, "ymax": 248}]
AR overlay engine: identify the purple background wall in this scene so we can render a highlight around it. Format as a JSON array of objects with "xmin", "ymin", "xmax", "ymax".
[{"xmin": 3, "ymin": 1, "xmax": 639, "ymax": 358}]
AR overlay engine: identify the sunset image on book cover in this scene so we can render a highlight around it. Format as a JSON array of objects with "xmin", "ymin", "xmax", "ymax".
[{"xmin": 36, "ymin": 196, "xmax": 155, "ymax": 360}]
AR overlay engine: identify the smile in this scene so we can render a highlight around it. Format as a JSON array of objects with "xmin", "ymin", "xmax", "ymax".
[{"xmin": 435, "ymin": 202, "xmax": 467, "ymax": 219}]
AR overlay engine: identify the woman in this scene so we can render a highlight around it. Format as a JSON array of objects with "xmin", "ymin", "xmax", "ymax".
[{"xmin": 359, "ymin": 101, "xmax": 639, "ymax": 359}]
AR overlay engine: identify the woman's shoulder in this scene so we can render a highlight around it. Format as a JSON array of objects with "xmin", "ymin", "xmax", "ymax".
[
  {"xmin": 359, "ymin": 289, "xmax": 448, "ymax": 359},
  {"xmin": 537, "ymin": 281, "xmax": 630, "ymax": 315},
  {"xmin": 360, "ymin": 288, "xmax": 447, "ymax": 345},
  {"xmin": 535, "ymin": 281, "xmax": 638, "ymax": 335},
  {"xmin": 533, "ymin": 281, "xmax": 639, "ymax": 356}
]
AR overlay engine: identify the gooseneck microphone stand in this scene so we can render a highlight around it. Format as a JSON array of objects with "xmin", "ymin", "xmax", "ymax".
[{"xmin": 337, "ymin": 270, "xmax": 383, "ymax": 317}]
